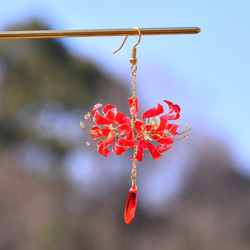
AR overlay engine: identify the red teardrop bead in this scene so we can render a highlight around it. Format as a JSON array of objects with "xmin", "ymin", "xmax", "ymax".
[{"xmin": 124, "ymin": 186, "xmax": 138, "ymax": 224}]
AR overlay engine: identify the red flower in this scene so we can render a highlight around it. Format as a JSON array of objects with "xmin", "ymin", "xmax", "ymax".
[
  {"xmin": 128, "ymin": 97, "xmax": 187, "ymax": 162},
  {"xmin": 80, "ymin": 103, "xmax": 135, "ymax": 157},
  {"xmin": 81, "ymin": 99, "xmax": 190, "ymax": 161}
]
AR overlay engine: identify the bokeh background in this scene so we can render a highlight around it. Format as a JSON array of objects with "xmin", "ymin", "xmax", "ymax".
[{"xmin": 0, "ymin": 1, "xmax": 249, "ymax": 249}]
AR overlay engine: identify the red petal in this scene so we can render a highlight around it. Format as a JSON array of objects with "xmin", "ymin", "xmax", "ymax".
[
  {"xmin": 124, "ymin": 131, "xmax": 133, "ymax": 140},
  {"xmin": 105, "ymin": 108, "xmax": 116, "ymax": 122},
  {"xmin": 92, "ymin": 103, "xmax": 103, "ymax": 116},
  {"xmin": 167, "ymin": 124, "xmax": 179, "ymax": 135},
  {"xmin": 147, "ymin": 142, "xmax": 162, "ymax": 161},
  {"xmin": 153, "ymin": 133, "xmax": 174, "ymax": 144},
  {"xmin": 135, "ymin": 120, "xmax": 145, "ymax": 132},
  {"xmin": 102, "ymin": 104, "xmax": 116, "ymax": 115},
  {"xmin": 102, "ymin": 147, "xmax": 110, "ymax": 157},
  {"xmin": 146, "ymin": 124, "xmax": 154, "ymax": 131},
  {"xmin": 164, "ymin": 100, "xmax": 181, "ymax": 114},
  {"xmin": 157, "ymin": 144, "xmax": 172, "ymax": 153},
  {"xmin": 91, "ymin": 126, "xmax": 110, "ymax": 137},
  {"xmin": 164, "ymin": 100, "xmax": 173, "ymax": 113},
  {"xmin": 93, "ymin": 110, "xmax": 111, "ymax": 125},
  {"xmin": 173, "ymin": 104, "xmax": 181, "ymax": 113},
  {"xmin": 135, "ymin": 140, "xmax": 147, "ymax": 162},
  {"xmin": 142, "ymin": 103, "xmax": 164, "ymax": 119},
  {"xmin": 92, "ymin": 125, "xmax": 101, "ymax": 130},
  {"xmin": 124, "ymin": 186, "xmax": 138, "ymax": 224},
  {"xmin": 117, "ymin": 138, "xmax": 137, "ymax": 147},
  {"xmin": 98, "ymin": 144, "xmax": 111, "ymax": 157},
  {"xmin": 103, "ymin": 137, "xmax": 116, "ymax": 148},
  {"xmin": 118, "ymin": 124, "xmax": 132, "ymax": 135},
  {"xmin": 128, "ymin": 97, "xmax": 139, "ymax": 117},
  {"xmin": 97, "ymin": 137, "xmax": 116, "ymax": 156},
  {"xmin": 156, "ymin": 117, "xmax": 169, "ymax": 131},
  {"xmin": 112, "ymin": 144, "xmax": 127, "ymax": 155},
  {"xmin": 115, "ymin": 112, "xmax": 131, "ymax": 125},
  {"xmin": 166, "ymin": 113, "xmax": 180, "ymax": 120},
  {"xmin": 161, "ymin": 112, "xmax": 180, "ymax": 121}
]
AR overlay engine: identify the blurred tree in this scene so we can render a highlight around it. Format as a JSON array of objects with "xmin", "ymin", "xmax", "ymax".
[
  {"xmin": 0, "ymin": 135, "xmax": 249, "ymax": 250},
  {"xmin": 0, "ymin": 19, "xmax": 130, "ymax": 151},
  {"xmin": 0, "ymin": 20, "xmax": 129, "ymax": 119}
]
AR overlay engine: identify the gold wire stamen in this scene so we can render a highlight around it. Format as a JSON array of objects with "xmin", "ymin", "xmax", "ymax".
[
  {"xmin": 80, "ymin": 121, "xmax": 91, "ymax": 134},
  {"xmin": 177, "ymin": 125, "xmax": 192, "ymax": 135},
  {"xmin": 174, "ymin": 134, "xmax": 189, "ymax": 140}
]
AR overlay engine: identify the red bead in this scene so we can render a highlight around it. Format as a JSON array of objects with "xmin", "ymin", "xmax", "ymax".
[{"xmin": 124, "ymin": 186, "xmax": 138, "ymax": 224}]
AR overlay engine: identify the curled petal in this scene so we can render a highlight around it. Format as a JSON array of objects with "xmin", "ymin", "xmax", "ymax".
[
  {"xmin": 135, "ymin": 120, "xmax": 146, "ymax": 132},
  {"xmin": 118, "ymin": 124, "xmax": 132, "ymax": 135},
  {"xmin": 92, "ymin": 103, "xmax": 103, "ymax": 116},
  {"xmin": 115, "ymin": 112, "xmax": 131, "ymax": 125},
  {"xmin": 117, "ymin": 138, "xmax": 137, "ymax": 147},
  {"xmin": 173, "ymin": 104, "xmax": 181, "ymax": 113},
  {"xmin": 142, "ymin": 103, "xmax": 164, "ymax": 119},
  {"xmin": 157, "ymin": 144, "xmax": 172, "ymax": 153},
  {"xmin": 135, "ymin": 140, "xmax": 147, "ymax": 162},
  {"xmin": 93, "ymin": 110, "xmax": 111, "ymax": 125},
  {"xmin": 161, "ymin": 113, "xmax": 180, "ymax": 121},
  {"xmin": 104, "ymin": 108, "xmax": 117, "ymax": 122},
  {"xmin": 164, "ymin": 100, "xmax": 174, "ymax": 113},
  {"xmin": 128, "ymin": 98, "xmax": 139, "ymax": 117},
  {"xmin": 97, "ymin": 137, "xmax": 116, "ymax": 156},
  {"xmin": 98, "ymin": 146, "xmax": 111, "ymax": 157},
  {"xmin": 147, "ymin": 142, "xmax": 162, "ymax": 161},
  {"xmin": 102, "ymin": 104, "xmax": 116, "ymax": 115},
  {"xmin": 112, "ymin": 144, "xmax": 127, "ymax": 155},
  {"xmin": 156, "ymin": 117, "xmax": 168, "ymax": 132},
  {"xmin": 167, "ymin": 113, "xmax": 180, "ymax": 120},
  {"xmin": 146, "ymin": 124, "xmax": 154, "ymax": 131},
  {"xmin": 167, "ymin": 124, "xmax": 179, "ymax": 135},
  {"xmin": 124, "ymin": 130, "xmax": 133, "ymax": 140},
  {"xmin": 91, "ymin": 125, "xmax": 110, "ymax": 137},
  {"xmin": 153, "ymin": 134, "xmax": 174, "ymax": 144},
  {"xmin": 164, "ymin": 100, "xmax": 181, "ymax": 114},
  {"xmin": 103, "ymin": 137, "xmax": 116, "ymax": 148}
]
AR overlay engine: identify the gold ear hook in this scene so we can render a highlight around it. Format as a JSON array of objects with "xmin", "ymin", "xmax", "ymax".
[
  {"xmin": 113, "ymin": 27, "xmax": 141, "ymax": 65},
  {"xmin": 131, "ymin": 27, "xmax": 141, "ymax": 49},
  {"xmin": 113, "ymin": 35, "xmax": 129, "ymax": 54}
]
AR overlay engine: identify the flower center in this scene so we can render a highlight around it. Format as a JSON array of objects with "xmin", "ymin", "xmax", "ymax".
[{"xmin": 109, "ymin": 124, "xmax": 121, "ymax": 137}]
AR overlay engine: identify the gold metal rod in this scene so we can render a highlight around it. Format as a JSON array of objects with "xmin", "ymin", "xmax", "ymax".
[{"xmin": 0, "ymin": 27, "xmax": 201, "ymax": 40}]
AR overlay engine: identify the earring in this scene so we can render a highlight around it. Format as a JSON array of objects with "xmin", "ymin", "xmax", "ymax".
[
  {"xmin": 80, "ymin": 27, "xmax": 191, "ymax": 224},
  {"xmin": 113, "ymin": 27, "xmax": 141, "ymax": 224}
]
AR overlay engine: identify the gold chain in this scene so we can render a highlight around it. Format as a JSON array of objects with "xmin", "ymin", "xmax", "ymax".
[
  {"xmin": 131, "ymin": 64, "xmax": 137, "ymax": 100},
  {"xmin": 131, "ymin": 146, "xmax": 137, "ymax": 187},
  {"xmin": 131, "ymin": 63, "xmax": 137, "ymax": 136},
  {"xmin": 130, "ymin": 63, "xmax": 138, "ymax": 187}
]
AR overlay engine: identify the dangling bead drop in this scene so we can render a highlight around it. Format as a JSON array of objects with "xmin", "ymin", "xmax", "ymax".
[{"xmin": 124, "ymin": 185, "xmax": 138, "ymax": 224}]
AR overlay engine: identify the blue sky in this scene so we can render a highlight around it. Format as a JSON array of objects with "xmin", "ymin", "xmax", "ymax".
[{"xmin": 0, "ymin": 0, "xmax": 250, "ymax": 172}]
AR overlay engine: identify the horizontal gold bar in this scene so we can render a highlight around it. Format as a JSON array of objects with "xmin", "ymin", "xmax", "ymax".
[{"xmin": 0, "ymin": 27, "xmax": 201, "ymax": 40}]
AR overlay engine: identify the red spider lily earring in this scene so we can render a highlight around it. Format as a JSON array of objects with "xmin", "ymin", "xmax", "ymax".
[{"xmin": 80, "ymin": 27, "xmax": 191, "ymax": 224}]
